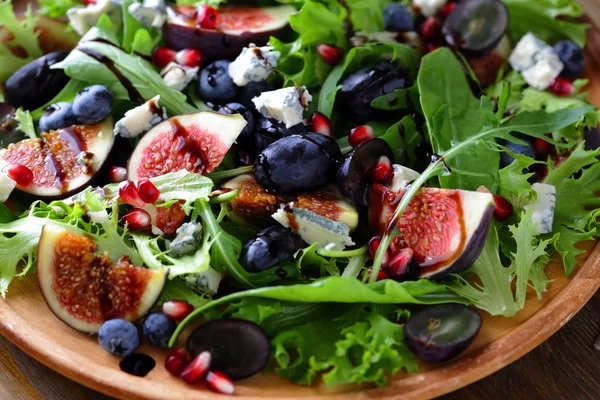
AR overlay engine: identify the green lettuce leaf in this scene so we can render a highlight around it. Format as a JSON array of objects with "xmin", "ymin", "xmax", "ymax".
[
  {"xmin": 159, "ymin": 277, "xmax": 210, "ymax": 308},
  {"xmin": 502, "ymin": 0, "xmax": 588, "ymax": 47},
  {"xmin": 39, "ymin": 0, "xmax": 82, "ymax": 18},
  {"xmin": 14, "ymin": 108, "xmax": 36, "ymax": 139},
  {"xmin": 345, "ymin": 0, "xmax": 392, "ymax": 32},
  {"xmin": 270, "ymin": 0, "xmax": 349, "ymax": 89}
]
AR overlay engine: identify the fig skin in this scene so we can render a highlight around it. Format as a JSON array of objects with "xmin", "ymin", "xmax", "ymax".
[{"xmin": 36, "ymin": 223, "xmax": 167, "ymax": 334}]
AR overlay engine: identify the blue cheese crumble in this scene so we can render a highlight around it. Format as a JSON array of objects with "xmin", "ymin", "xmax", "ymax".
[
  {"xmin": 509, "ymin": 32, "xmax": 563, "ymax": 90},
  {"xmin": 160, "ymin": 62, "xmax": 199, "ymax": 92},
  {"xmin": 252, "ymin": 86, "xmax": 312, "ymax": 128},
  {"xmin": 272, "ymin": 204, "xmax": 355, "ymax": 251},
  {"xmin": 169, "ymin": 221, "xmax": 203, "ymax": 258},
  {"xmin": 524, "ymin": 183, "xmax": 556, "ymax": 234},
  {"xmin": 228, "ymin": 44, "xmax": 280, "ymax": 87},
  {"xmin": 67, "ymin": 0, "xmax": 122, "ymax": 36},
  {"xmin": 129, "ymin": 0, "xmax": 168, "ymax": 29},
  {"xmin": 184, "ymin": 268, "xmax": 223, "ymax": 295},
  {"xmin": 114, "ymin": 95, "xmax": 167, "ymax": 138}
]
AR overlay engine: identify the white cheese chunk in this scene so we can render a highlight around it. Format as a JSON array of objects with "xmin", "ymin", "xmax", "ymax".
[
  {"xmin": 272, "ymin": 204, "xmax": 355, "ymax": 251},
  {"xmin": 88, "ymin": 210, "xmax": 109, "ymax": 224},
  {"xmin": 114, "ymin": 95, "xmax": 167, "ymax": 138},
  {"xmin": 67, "ymin": 0, "xmax": 122, "ymax": 36},
  {"xmin": 169, "ymin": 221, "xmax": 203, "ymax": 258},
  {"xmin": 389, "ymin": 165, "xmax": 420, "ymax": 192},
  {"xmin": 524, "ymin": 183, "xmax": 556, "ymax": 234},
  {"xmin": 129, "ymin": 0, "xmax": 168, "ymax": 29},
  {"xmin": 184, "ymin": 268, "xmax": 223, "ymax": 295},
  {"xmin": 160, "ymin": 62, "xmax": 199, "ymax": 92},
  {"xmin": 413, "ymin": 0, "xmax": 447, "ymax": 17},
  {"xmin": 509, "ymin": 32, "xmax": 564, "ymax": 91},
  {"xmin": 252, "ymin": 86, "xmax": 312, "ymax": 128},
  {"xmin": 228, "ymin": 44, "xmax": 280, "ymax": 87},
  {"xmin": 0, "ymin": 174, "xmax": 16, "ymax": 202}
]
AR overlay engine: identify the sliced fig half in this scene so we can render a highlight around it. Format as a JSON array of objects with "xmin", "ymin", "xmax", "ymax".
[
  {"xmin": 163, "ymin": 5, "xmax": 296, "ymax": 59},
  {"xmin": 0, "ymin": 118, "xmax": 115, "ymax": 200},
  {"xmin": 127, "ymin": 111, "xmax": 247, "ymax": 181},
  {"xmin": 37, "ymin": 223, "xmax": 166, "ymax": 333},
  {"xmin": 222, "ymin": 174, "xmax": 359, "ymax": 231},
  {"xmin": 369, "ymin": 183, "xmax": 494, "ymax": 280}
]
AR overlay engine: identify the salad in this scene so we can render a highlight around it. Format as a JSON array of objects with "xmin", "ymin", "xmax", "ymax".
[{"xmin": 0, "ymin": 0, "xmax": 598, "ymax": 394}]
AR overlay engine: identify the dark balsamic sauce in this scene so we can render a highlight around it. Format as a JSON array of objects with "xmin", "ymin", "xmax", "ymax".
[{"xmin": 120, "ymin": 353, "xmax": 156, "ymax": 377}]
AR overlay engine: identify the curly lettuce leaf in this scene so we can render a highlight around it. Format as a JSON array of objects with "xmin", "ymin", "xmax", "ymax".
[
  {"xmin": 14, "ymin": 108, "xmax": 36, "ymax": 139},
  {"xmin": 39, "ymin": 0, "xmax": 82, "ymax": 18},
  {"xmin": 502, "ymin": 0, "xmax": 588, "ymax": 47},
  {"xmin": 270, "ymin": 0, "xmax": 349, "ymax": 88}
]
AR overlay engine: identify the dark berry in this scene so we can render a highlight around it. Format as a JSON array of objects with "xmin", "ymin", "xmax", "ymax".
[
  {"xmin": 383, "ymin": 4, "xmax": 414, "ymax": 32},
  {"xmin": 554, "ymin": 40, "xmax": 585, "ymax": 80},
  {"xmin": 198, "ymin": 60, "xmax": 238, "ymax": 103},
  {"xmin": 39, "ymin": 102, "xmax": 77, "ymax": 133},
  {"xmin": 98, "ymin": 319, "xmax": 140, "ymax": 357},
  {"xmin": 142, "ymin": 312, "xmax": 177, "ymax": 348},
  {"xmin": 253, "ymin": 116, "xmax": 307, "ymax": 153},
  {"xmin": 72, "ymin": 85, "xmax": 113, "ymax": 124},
  {"xmin": 500, "ymin": 141, "xmax": 535, "ymax": 168},
  {"xmin": 240, "ymin": 225, "xmax": 305, "ymax": 273}
]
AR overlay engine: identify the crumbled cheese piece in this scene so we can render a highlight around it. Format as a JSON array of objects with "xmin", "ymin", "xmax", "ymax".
[
  {"xmin": 0, "ymin": 174, "xmax": 16, "ymax": 202},
  {"xmin": 228, "ymin": 44, "xmax": 280, "ymax": 87},
  {"xmin": 524, "ymin": 183, "xmax": 556, "ymax": 234},
  {"xmin": 169, "ymin": 222, "xmax": 203, "ymax": 258},
  {"xmin": 413, "ymin": 0, "xmax": 447, "ymax": 17},
  {"xmin": 160, "ymin": 62, "xmax": 199, "ymax": 92},
  {"xmin": 88, "ymin": 210, "xmax": 109, "ymax": 224},
  {"xmin": 389, "ymin": 165, "xmax": 420, "ymax": 192},
  {"xmin": 252, "ymin": 86, "xmax": 312, "ymax": 128},
  {"xmin": 272, "ymin": 204, "xmax": 355, "ymax": 251},
  {"xmin": 509, "ymin": 32, "xmax": 564, "ymax": 90},
  {"xmin": 67, "ymin": 0, "xmax": 122, "ymax": 36},
  {"xmin": 114, "ymin": 95, "xmax": 167, "ymax": 138},
  {"xmin": 184, "ymin": 268, "xmax": 223, "ymax": 295},
  {"xmin": 128, "ymin": 0, "xmax": 168, "ymax": 29}
]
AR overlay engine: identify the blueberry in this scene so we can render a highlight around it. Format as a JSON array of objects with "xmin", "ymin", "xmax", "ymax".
[
  {"xmin": 239, "ymin": 81, "xmax": 275, "ymax": 110},
  {"xmin": 39, "ymin": 102, "xmax": 77, "ymax": 133},
  {"xmin": 198, "ymin": 60, "xmax": 239, "ymax": 103},
  {"xmin": 500, "ymin": 141, "xmax": 535, "ymax": 168},
  {"xmin": 553, "ymin": 40, "xmax": 585, "ymax": 80},
  {"xmin": 98, "ymin": 319, "xmax": 140, "ymax": 357},
  {"xmin": 383, "ymin": 4, "xmax": 414, "ymax": 32},
  {"xmin": 215, "ymin": 102, "xmax": 255, "ymax": 142},
  {"xmin": 72, "ymin": 85, "xmax": 113, "ymax": 124},
  {"xmin": 142, "ymin": 312, "xmax": 177, "ymax": 348},
  {"xmin": 240, "ymin": 225, "xmax": 305, "ymax": 273}
]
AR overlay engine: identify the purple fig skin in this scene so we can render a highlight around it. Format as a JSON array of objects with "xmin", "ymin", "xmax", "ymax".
[
  {"xmin": 404, "ymin": 304, "xmax": 482, "ymax": 364},
  {"xmin": 420, "ymin": 204, "xmax": 495, "ymax": 281},
  {"xmin": 162, "ymin": 23, "xmax": 290, "ymax": 60}
]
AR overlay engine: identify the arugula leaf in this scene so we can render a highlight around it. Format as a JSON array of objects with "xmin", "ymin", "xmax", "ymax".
[
  {"xmin": 344, "ymin": 0, "xmax": 392, "ymax": 32},
  {"xmin": 121, "ymin": 0, "xmax": 146, "ymax": 53},
  {"xmin": 418, "ymin": 48, "xmax": 499, "ymax": 192},
  {"xmin": 52, "ymin": 34, "xmax": 196, "ymax": 115},
  {"xmin": 13, "ymin": 108, "xmax": 36, "ymax": 139},
  {"xmin": 131, "ymin": 29, "xmax": 156, "ymax": 57},
  {"xmin": 39, "ymin": 0, "xmax": 82, "ymax": 18},
  {"xmin": 319, "ymin": 41, "xmax": 419, "ymax": 118},
  {"xmin": 270, "ymin": 0, "xmax": 348, "ymax": 89},
  {"xmin": 170, "ymin": 276, "xmax": 465, "ymax": 345},
  {"xmin": 0, "ymin": 0, "xmax": 43, "ymax": 82},
  {"xmin": 502, "ymin": 0, "xmax": 588, "ymax": 47},
  {"xmin": 31, "ymin": 79, "xmax": 88, "ymax": 120}
]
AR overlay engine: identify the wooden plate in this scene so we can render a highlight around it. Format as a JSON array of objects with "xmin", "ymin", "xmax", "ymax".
[{"xmin": 1, "ymin": 9, "xmax": 600, "ymax": 400}]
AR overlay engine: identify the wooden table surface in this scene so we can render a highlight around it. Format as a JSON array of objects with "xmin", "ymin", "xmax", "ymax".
[{"xmin": 2, "ymin": 0, "xmax": 600, "ymax": 399}]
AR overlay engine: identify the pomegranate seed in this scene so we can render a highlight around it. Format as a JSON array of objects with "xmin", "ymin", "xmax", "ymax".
[
  {"xmin": 533, "ymin": 138, "xmax": 550, "ymax": 154},
  {"xmin": 388, "ymin": 248, "xmax": 414, "ymax": 279},
  {"xmin": 119, "ymin": 180, "xmax": 146, "ymax": 208},
  {"xmin": 372, "ymin": 156, "xmax": 393, "ymax": 184},
  {"xmin": 108, "ymin": 166, "xmax": 127, "ymax": 183},
  {"xmin": 83, "ymin": 0, "xmax": 96, "ymax": 5},
  {"xmin": 316, "ymin": 43, "xmax": 344, "ymax": 65},
  {"xmin": 138, "ymin": 178, "xmax": 160, "ymax": 204},
  {"xmin": 121, "ymin": 208, "xmax": 152, "ymax": 231},
  {"xmin": 419, "ymin": 17, "xmax": 441, "ymax": 41},
  {"xmin": 162, "ymin": 300, "xmax": 194, "ymax": 320},
  {"xmin": 180, "ymin": 351, "xmax": 212, "ymax": 384},
  {"xmin": 7, "ymin": 164, "xmax": 33, "ymax": 187},
  {"xmin": 368, "ymin": 236, "xmax": 390, "ymax": 268},
  {"xmin": 311, "ymin": 112, "xmax": 333, "ymax": 137},
  {"xmin": 152, "ymin": 46, "xmax": 177, "ymax": 69},
  {"xmin": 367, "ymin": 267, "xmax": 389, "ymax": 281},
  {"xmin": 165, "ymin": 348, "xmax": 190, "ymax": 376},
  {"xmin": 196, "ymin": 5, "xmax": 218, "ymax": 29},
  {"xmin": 548, "ymin": 77, "xmax": 575, "ymax": 97},
  {"xmin": 492, "ymin": 194, "xmax": 513, "ymax": 222},
  {"xmin": 439, "ymin": 2, "xmax": 457, "ymax": 19},
  {"xmin": 348, "ymin": 125, "xmax": 374, "ymax": 147},
  {"xmin": 206, "ymin": 371, "xmax": 235, "ymax": 394},
  {"xmin": 175, "ymin": 48, "xmax": 204, "ymax": 68}
]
